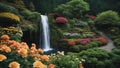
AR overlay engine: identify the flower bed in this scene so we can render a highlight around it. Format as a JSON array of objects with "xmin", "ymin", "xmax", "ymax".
[{"xmin": 0, "ymin": 35, "xmax": 55, "ymax": 68}]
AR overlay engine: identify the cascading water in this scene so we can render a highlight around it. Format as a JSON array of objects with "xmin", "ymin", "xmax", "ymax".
[{"xmin": 41, "ymin": 15, "xmax": 52, "ymax": 52}]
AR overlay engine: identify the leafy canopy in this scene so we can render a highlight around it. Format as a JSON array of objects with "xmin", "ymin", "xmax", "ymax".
[
  {"xmin": 95, "ymin": 10, "xmax": 120, "ymax": 28},
  {"xmin": 55, "ymin": 0, "xmax": 89, "ymax": 18}
]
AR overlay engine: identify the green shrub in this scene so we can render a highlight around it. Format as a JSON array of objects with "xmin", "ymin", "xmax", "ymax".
[
  {"xmin": 73, "ymin": 28, "xmax": 84, "ymax": 33},
  {"xmin": 55, "ymin": 0, "xmax": 89, "ymax": 18},
  {"xmin": 104, "ymin": 60, "xmax": 115, "ymax": 68},
  {"xmin": 96, "ymin": 61, "xmax": 105, "ymax": 68},
  {"xmin": 78, "ymin": 48, "xmax": 116, "ymax": 68},
  {"xmin": 111, "ymin": 55, "xmax": 120, "ymax": 68},
  {"xmin": 70, "ymin": 41, "xmax": 101, "ymax": 52},
  {"xmin": 112, "ymin": 48, "xmax": 120, "ymax": 55},
  {"xmin": 79, "ymin": 48, "xmax": 110, "ymax": 60},
  {"xmin": 114, "ymin": 38, "xmax": 120, "ymax": 47},
  {"xmin": 19, "ymin": 8, "xmax": 40, "ymax": 22},
  {"xmin": 49, "ymin": 53, "xmax": 80, "ymax": 68},
  {"xmin": 0, "ymin": 3, "xmax": 19, "ymax": 14},
  {"xmin": 95, "ymin": 10, "xmax": 120, "ymax": 29}
]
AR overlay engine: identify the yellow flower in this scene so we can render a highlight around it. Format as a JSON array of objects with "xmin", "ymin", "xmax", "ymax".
[
  {"xmin": 33, "ymin": 60, "xmax": 47, "ymax": 68},
  {"xmin": 0, "ymin": 12, "xmax": 20, "ymax": 22},
  {"xmin": 0, "ymin": 54, "xmax": 7, "ymax": 62},
  {"xmin": 9, "ymin": 61, "xmax": 20, "ymax": 68}
]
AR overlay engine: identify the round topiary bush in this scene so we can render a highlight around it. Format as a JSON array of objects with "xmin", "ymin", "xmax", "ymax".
[
  {"xmin": 55, "ymin": 17, "xmax": 68, "ymax": 24},
  {"xmin": 95, "ymin": 10, "xmax": 120, "ymax": 29}
]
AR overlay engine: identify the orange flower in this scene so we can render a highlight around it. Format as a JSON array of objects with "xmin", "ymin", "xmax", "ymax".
[
  {"xmin": 75, "ymin": 39, "xmax": 83, "ymax": 44},
  {"xmin": 41, "ymin": 55, "xmax": 49, "ymax": 61},
  {"xmin": 30, "ymin": 43, "xmax": 37, "ymax": 52},
  {"xmin": 33, "ymin": 60, "xmax": 47, "ymax": 68},
  {"xmin": 10, "ymin": 41, "xmax": 21, "ymax": 49},
  {"xmin": 0, "ymin": 54, "xmax": 7, "ymax": 62},
  {"xmin": 68, "ymin": 41, "xmax": 76, "ymax": 46},
  {"xmin": 34, "ymin": 54, "xmax": 41, "ymax": 60},
  {"xmin": 0, "ymin": 35, "xmax": 10, "ymax": 40},
  {"xmin": 18, "ymin": 48, "xmax": 28, "ymax": 57},
  {"xmin": 48, "ymin": 64, "xmax": 56, "ymax": 68},
  {"xmin": 9, "ymin": 61, "xmax": 20, "ymax": 68},
  {"xmin": 29, "ymin": 50, "xmax": 36, "ymax": 57},
  {"xmin": 20, "ymin": 42, "xmax": 29, "ymax": 49},
  {"xmin": 98, "ymin": 37, "xmax": 107, "ymax": 44},
  {"xmin": 37, "ymin": 48, "xmax": 43, "ymax": 54},
  {"xmin": 79, "ymin": 63, "xmax": 84, "ymax": 68},
  {"xmin": 31, "ymin": 43, "xmax": 36, "ymax": 47},
  {"xmin": 0, "ymin": 45, "xmax": 11, "ymax": 53}
]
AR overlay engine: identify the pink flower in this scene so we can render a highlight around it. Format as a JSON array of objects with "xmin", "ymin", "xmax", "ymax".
[{"xmin": 55, "ymin": 17, "xmax": 68, "ymax": 24}]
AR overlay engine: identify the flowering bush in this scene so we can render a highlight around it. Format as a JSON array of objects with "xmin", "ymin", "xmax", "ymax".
[
  {"xmin": 55, "ymin": 17, "xmax": 68, "ymax": 24},
  {"xmin": 0, "ymin": 35, "xmax": 54, "ymax": 68},
  {"xmin": 75, "ymin": 38, "xmax": 91, "ymax": 45},
  {"xmin": 49, "ymin": 51, "xmax": 84, "ymax": 68},
  {"xmin": 0, "ymin": 26, "xmax": 22, "ymax": 42}
]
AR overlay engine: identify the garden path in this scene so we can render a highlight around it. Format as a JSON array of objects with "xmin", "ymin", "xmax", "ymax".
[{"xmin": 98, "ymin": 31, "xmax": 115, "ymax": 52}]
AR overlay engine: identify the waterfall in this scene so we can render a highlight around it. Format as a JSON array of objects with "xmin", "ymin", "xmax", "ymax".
[{"xmin": 41, "ymin": 15, "xmax": 52, "ymax": 51}]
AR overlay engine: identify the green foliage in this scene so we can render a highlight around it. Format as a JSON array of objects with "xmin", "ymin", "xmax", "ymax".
[
  {"xmin": 79, "ymin": 48, "xmax": 110, "ymax": 60},
  {"xmin": 78, "ymin": 48, "xmax": 116, "ymax": 68},
  {"xmin": 48, "ymin": 15, "xmax": 63, "ymax": 47},
  {"xmin": 24, "ymin": 0, "xmax": 35, "ymax": 11},
  {"xmin": 85, "ymin": 0, "xmax": 120, "ymax": 15},
  {"xmin": 112, "ymin": 48, "xmax": 120, "ymax": 55},
  {"xmin": 70, "ymin": 41, "xmax": 101, "ymax": 52},
  {"xmin": 10, "ymin": 33, "xmax": 22, "ymax": 42},
  {"xmin": 19, "ymin": 8, "xmax": 40, "ymax": 22},
  {"xmin": 20, "ymin": 19, "xmax": 37, "ymax": 32},
  {"xmin": 49, "ymin": 53, "xmax": 80, "ymax": 68},
  {"xmin": 114, "ymin": 38, "xmax": 120, "ymax": 47},
  {"xmin": 95, "ymin": 10, "xmax": 120, "ymax": 29},
  {"xmin": 0, "ymin": 3, "xmax": 19, "ymax": 14},
  {"xmin": 55, "ymin": 0, "xmax": 89, "ymax": 18}
]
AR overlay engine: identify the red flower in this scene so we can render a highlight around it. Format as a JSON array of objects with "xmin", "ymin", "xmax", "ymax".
[
  {"xmin": 55, "ymin": 17, "xmax": 68, "ymax": 24},
  {"xmin": 98, "ymin": 37, "xmax": 107, "ymax": 44},
  {"xmin": 88, "ymin": 15, "xmax": 96, "ymax": 20}
]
